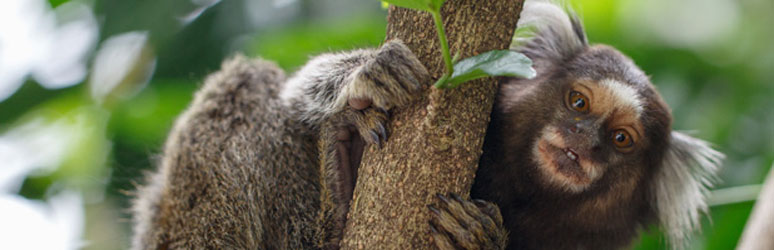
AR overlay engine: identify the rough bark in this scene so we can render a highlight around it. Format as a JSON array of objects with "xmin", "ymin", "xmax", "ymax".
[
  {"xmin": 737, "ymin": 165, "xmax": 774, "ymax": 250},
  {"xmin": 340, "ymin": 1, "xmax": 524, "ymax": 249}
]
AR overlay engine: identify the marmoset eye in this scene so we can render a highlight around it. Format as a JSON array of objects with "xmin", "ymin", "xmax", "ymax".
[
  {"xmin": 612, "ymin": 129, "xmax": 634, "ymax": 148},
  {"xmin": 568, "ymin": 91, "xmax": 590, "ymax": 113}
]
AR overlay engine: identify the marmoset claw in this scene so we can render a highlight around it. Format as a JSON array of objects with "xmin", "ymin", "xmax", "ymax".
[{"xmin": 429, "ymin": 193, "xmax": 508, "ymax": 250}]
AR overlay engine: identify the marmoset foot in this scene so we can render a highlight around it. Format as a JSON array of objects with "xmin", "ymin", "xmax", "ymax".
[{"xmin": 429, "ymin": 193, "xmax": 508, "ymax": 250}]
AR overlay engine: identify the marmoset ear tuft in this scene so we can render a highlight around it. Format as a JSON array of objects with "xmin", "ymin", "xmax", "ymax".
[
  {"xmin": 512, "ymin": 0, "xmax": 588, "ymax": 61},
  {"xmin": 652, "ymin": 131, "xmax": 723, "ymax": 249}
]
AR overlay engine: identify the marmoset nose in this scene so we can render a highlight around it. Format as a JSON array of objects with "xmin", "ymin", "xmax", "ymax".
[
  {"xmin": 568, "ymin": 123, "xmax": 581, "ymax": 133},
  {"xmin": 567, "ymin": 119, "xmax": 595, "ymax": 134}
]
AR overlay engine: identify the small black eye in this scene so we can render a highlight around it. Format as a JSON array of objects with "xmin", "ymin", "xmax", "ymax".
[
  {"xmin": 573, "ymin": 98, "xmax": 585, "ymax": 108},
  {"xmin": 611, "ymin": 129, "xmax": 634, "ymax": 148},
  {"xmin": 568, "ymin": 91, "xmax": 589, "ymax": 113},
  {"xmin": 615, "ymin": 133, "xmax": 626, "ymax": 142}
]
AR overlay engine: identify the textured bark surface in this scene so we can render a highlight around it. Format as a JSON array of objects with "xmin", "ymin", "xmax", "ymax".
[
  {"xmin": 340, "ymin": 1, "xmax": 525, "ymax": 248},
  {"xmin": 737, "ymin": 166, "xmax": 774, "ymax": 250}
]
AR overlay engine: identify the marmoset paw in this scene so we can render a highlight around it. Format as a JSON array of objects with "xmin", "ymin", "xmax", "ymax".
[
  {"xmin": 429, "ymin": 194, "xmax": 508, "ymax": 250},
  {"xmin": 341, "ymin": 108, "xmax": 390, "ymax": 147},
  {"xmin": 348, "ymin": 39, "xmax": 429, "ymax": 111}
]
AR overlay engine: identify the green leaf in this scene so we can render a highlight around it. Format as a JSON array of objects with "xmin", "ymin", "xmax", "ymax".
[
  {"xmin": 444, "ymin": 50, "xmax": 536, "ymax": 88},
  {"xmin": 49, "ymin": 0, "xmax": 70, "ymax": 8},
  {"xmin": 429, "ymin": 0, "xmax": 447, "ymax": 11},
  {"xmin": 381, "ymin": 0, "xmax": 432, "ymax": 12}
]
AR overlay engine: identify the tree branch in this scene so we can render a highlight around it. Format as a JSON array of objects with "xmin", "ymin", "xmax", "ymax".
[{"xmin": 340, "ymin": 1, "xmax": 525, "ymax": 248}]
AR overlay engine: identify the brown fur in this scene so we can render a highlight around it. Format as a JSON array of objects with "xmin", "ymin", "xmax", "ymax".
[
  {"xmin": 429, "ymin": 1, "xmax": 720, "ymax": 249},
  {"xmin": 131, "ymin": 2, "xmax": 719, "ymax": 248},
  {"xmin": 131, "ymin": 41, "xmax": 429, "ymax": 249},
  {"xmin": 131, "ymin": 56, "xmax": 321, "ymax": 249},
  {"xmin": 431, "ymin": 45, "xmax": 671, "ymax": 250},
  {"xmin": 471, "ymin": 44, "xmax": 670, "ymax": 250}
]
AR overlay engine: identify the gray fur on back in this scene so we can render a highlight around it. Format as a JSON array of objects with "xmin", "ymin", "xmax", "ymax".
[{"xmin": 131, "ymin": 55, "xmax": 321, "ymax": 249}]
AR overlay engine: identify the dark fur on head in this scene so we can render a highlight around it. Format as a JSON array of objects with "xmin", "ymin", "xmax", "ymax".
[{"xmin": 468, "ymin": 0, "xmax": 722, "ymax": 249}]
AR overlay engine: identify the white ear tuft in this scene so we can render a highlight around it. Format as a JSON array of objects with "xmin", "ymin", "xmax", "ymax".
[
  {"xmin": 653, "ymin": 131, "xmax": 723, "ymax": 249},
  {"xmin": 512, "ymin": 0, "xmax": 587, "ymax": 60}
]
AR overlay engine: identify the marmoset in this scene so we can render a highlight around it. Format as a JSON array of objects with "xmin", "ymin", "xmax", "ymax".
[
  {"xmin": 130, "ymin": 42, "xmax": 429, "ymax": 249},
  {"xmin": 131, "ymin": 0, "xmax": 722, "ymax": 249},
  {"xmin": 428, "ymin": 1, "xmax": 723, "ymax": 249}
]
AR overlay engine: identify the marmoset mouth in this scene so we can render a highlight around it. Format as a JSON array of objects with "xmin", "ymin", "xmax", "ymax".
[
  {"xmin": 563, "ymin": 148, "xmax": 579, "ymax": 162},
  {"xmin": 538, "ymin": 141, "xmax": 589, "ymax": 183},
  {"xmin": 534, "ymin": 128, "xmax": 602, "ymax": 192}
]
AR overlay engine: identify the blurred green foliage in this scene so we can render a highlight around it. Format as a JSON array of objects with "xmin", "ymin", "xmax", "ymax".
[
  {"xmin": 248, "ymin": 16, "xmax": 387, "ymax": 69},
  {"xmin": 2, "ymin": 0, "xmax": 772, "ymax": 249}
]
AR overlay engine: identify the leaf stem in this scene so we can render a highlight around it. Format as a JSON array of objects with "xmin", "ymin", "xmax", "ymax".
[{"xmin": 431, "ymin": 10, "xmax": 453, "ymax": 88}]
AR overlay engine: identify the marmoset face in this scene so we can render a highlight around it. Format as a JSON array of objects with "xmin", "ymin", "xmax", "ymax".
[
  {"xmin": 479, "ymin": 2, "xmax": 722, "ymax": 247},
  {"xmin": 502, "ymin": 45, "xmax": 672, "ymax": 194},
  {"xmin": 534, "ymin": 78, "xmax": 651, "ymax": 192}
]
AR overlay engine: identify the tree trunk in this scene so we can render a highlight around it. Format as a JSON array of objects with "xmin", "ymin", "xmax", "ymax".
[
  {"xmin": 340, "ymin": 1, "xmax": 525, "ymax": 249},
  {"xmin": 737, "ymin": 165, "xmax": 774, "ymax": 250}
]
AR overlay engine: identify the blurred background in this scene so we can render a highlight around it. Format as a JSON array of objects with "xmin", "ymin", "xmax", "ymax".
[{"xmin": 0, "ymin": 0, "xmax": 771, "ymax": 249}]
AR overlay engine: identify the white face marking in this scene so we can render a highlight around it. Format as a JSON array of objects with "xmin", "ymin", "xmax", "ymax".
[{"xmin": 599, "ymin": 79, "xmax": 644, "ymax": 118}]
